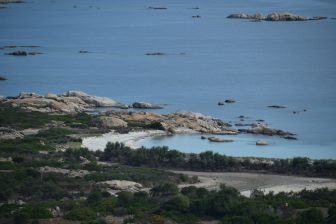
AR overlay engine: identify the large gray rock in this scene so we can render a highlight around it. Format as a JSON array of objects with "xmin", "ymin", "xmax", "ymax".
[
  {"xmin": 94, "ymin": 116, "xmax": 128, "ymax": 128},
  {"xmin": 65, "ymin": 90, "xmax": 124, "ymax": 107}
]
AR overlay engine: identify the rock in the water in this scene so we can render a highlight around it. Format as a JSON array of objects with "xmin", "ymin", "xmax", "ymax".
[
  {"xmin": 239, "ymin": 123, "xmax": 296, "ymax": 138},
  {"xmin": 6, "ymin": 51, "xmax": 42, "ymax": 56},
  {"xmin": 225, "ymin": 99, "xmax": 236, "ymax": 103},
  {"xmin": 265, "ymin": 12, "xmax": 308, "ymax": 21},
  {"xmin": 228, "ymin": 12, "xmax": 324, "ymax": 22},
  {"xmin": 148, "ymin": 7, "xmax": 167, "ymax": 10},
  {"xmin": 0, "ymin": 76, "xmax": 6, "ymax": 81},
  {"xmin": 283, "ymin": 135, "xmax": 298, "ymax": 140},
  {"xmin": 94, "ymin": 116, "xmax": 128, "ymax": 129},
  {"xmin": 132, "ymin": 102, "xmax": 163, "ymax": 109},
  {"xmin": 268, "ymin": 105, "xmax": 286, "ymax": 109},
  {"xmin": 146, "ymin": 52, "xmax": 165, "ymax": 56},
  {"xmin": 256, "ymin": 140, "xmax": 268, "ymax": 146},
  {"xmin": 227, "ymin": 13, "xmax": 253, "ymax": 19},
  {"xmin": 208, "ymin": 137, "xmax": 234, "ymax": 143}
]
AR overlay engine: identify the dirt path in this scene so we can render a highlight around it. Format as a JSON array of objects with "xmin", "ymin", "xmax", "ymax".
[{"xmin": 173, "ymin": 171, "xmax": 336, "ymax": 196}]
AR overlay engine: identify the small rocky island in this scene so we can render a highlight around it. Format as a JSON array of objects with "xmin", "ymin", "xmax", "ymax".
[{"xmin": 227, "ymin": 12, "xmax": 327, "ymax": 21}]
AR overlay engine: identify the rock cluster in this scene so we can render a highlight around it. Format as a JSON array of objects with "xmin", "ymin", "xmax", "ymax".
[
  {"xmin": 102, "ymin": 111, "xmax": 238, "ymax": 135},
  {"xmin": 2, "ymin": 91, "xmax": 126, "ymax": 113},
  {"xmin": 227, "ymin": 12, "xmax": 327, "ymax": 21},
  {"xmin": 239, "ymin": 123, "xmax": 296, "ymax": 139}
]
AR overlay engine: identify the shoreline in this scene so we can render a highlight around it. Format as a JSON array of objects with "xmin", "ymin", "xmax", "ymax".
[
  {"xmin": 82, "ymin": 130, "xmax": 167, "ymax": 150},
  {"xmin": 173, "ymin": 170, "xmax": 336, "ymax": 197}
]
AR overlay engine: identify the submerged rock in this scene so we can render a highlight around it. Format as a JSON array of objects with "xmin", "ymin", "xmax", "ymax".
[
  {"xmin": 146, "ymin": 52, "xmax": 165, "ymax": 56},
  {"xmin": 132, "ymin": 102, "xmax": 163, "ymax": 109},
  {"xmin": 148, "ymin": 6, "xmax": 167, "ymax": 10},
  {"xmin": 268, "ymin": 105, "xmax": 286, "ymax": 109}
]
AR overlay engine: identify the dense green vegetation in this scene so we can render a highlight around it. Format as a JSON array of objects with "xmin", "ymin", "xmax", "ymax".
[
  {"xmin": 0, "ymin": 106, "xmax": 95, "ymax": 129},
  {"xmin": 101, "ymin": 142, "xmax": 336, "ymax": 178}
]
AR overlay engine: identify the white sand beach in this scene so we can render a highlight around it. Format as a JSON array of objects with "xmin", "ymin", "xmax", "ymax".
[{"xmin": 82, "ymin": 130, "xmax": 166, "ymax": 151}]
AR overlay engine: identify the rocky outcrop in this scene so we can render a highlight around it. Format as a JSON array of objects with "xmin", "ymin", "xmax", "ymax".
[
  {"xmin": 227, "ymin": 12, "xmax": 327, "ymax": 21},
  {"xmin": 2, "ymin": 91, "xmax": 126, "ymax": 113},
  {"xmin": 39, "ymin": 166, "xmax": 90, "ymax": 178},
  {"xmin": 239, "ymin": 123, "xmax": 296, "ymax": 139},
  {"xmin": 0, "ymin": 127, "xmax": 24, "ymax": 140},
  {"xmin": 102, "ymin": 111, "xmax": 238, "ymax": 135},
  {"xmin": 64, "ymin": 90, "xmax": 126, "ymax": 107},
  {"xmin": 94, "ymin": 116, "xmax": 128, "ymax": 128},
  {"xmin": 208, "ymin": 137, "xmax": 234, "ymax": 143},
  {"xmin": 132, "ymin": 102, "xmax": 162, "ymax": 109},
  {"xmin": 100, "ymin": 180, "xmax": 143, "ymax": 191}
]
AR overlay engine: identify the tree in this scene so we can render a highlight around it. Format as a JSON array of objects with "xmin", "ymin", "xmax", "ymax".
[{"xmin": 296, "ymin": 208, "xmax": 324, "ymax": 224}]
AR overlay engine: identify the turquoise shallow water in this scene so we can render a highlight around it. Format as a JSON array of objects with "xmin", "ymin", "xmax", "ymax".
[{"xmin": 0, "ymin": 0, "xmax": 336, "ymax": 159}]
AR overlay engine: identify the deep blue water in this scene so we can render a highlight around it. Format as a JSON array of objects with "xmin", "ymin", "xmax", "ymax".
[{"xmin": 1, "ymin": 0, "xmax": 336, "ymax": 159}]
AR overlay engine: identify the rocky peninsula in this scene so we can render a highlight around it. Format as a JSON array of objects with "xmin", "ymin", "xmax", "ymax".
[{"xmin": 0, "ymin": 91, "xmax": 297, "ymax": 148}]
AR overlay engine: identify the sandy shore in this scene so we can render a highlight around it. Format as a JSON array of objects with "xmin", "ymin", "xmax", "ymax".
[
  {"xmin": 174, "ymin": 171, "xmax": 336, "ymax": 197},
  {"xmin": 82, "ymin": 130, "xmax": 166, "ymax": 151}
]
